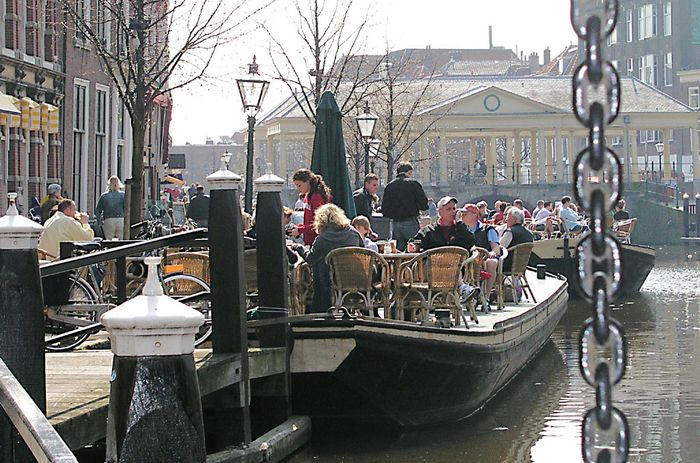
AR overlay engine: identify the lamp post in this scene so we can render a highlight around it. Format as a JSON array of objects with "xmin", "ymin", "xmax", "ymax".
[
  {"xmin": 368, "ymin": 138, "xmax": 380, "ymax": 174},
  {"xmin": 655, "ymin": 142, "xmax": 664, "ymax": 182},
  {"xmin": 221, "ymin": 150, "xmax": 232, "ymax": 171},
  {"xmin": 355, "ymin": 102, "xmax": 378, "ymax": 176},
  {"xmin": 236, "ymin": 56, "xmax": 269, "ymax": 214}
]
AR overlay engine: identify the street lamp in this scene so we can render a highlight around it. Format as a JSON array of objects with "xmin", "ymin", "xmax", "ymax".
[
  {"xmin": 236, "ymin": 55, "xmax": 269, "ymax": 213},
  {"xmin": 368, "ymin": 139, "xmax": 380, "ymax": 174},
  {"xmin": 220, "ymin": 150, "xmax": 232, "ymax": 171},
  {"xmin": 355, "ymin": 102, "xmax": 378, "ymax": 175},
  {"xmin": 655, "ymin": 142, "xmax": 664, "ymax": 182}
]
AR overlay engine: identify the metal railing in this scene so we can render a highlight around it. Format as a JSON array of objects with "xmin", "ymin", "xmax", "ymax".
[{"xmin": 0, "ymin": 358, "xmax": 77, "ymax": 462}]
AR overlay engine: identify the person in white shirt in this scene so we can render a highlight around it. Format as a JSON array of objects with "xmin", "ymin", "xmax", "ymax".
[
  {"xmin": 531, "ymin": 200, "xmax": 545, "ymax": 219},
  {"xmin": 39, "ymin": 199, "xmax": 94, "ymax": 259}
]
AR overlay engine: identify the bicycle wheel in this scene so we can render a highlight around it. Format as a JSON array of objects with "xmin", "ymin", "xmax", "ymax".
[
  {"xmin": 162, "ymin": 273, "xmax": 212, "ymax": 346},
  {"xmin": 45, "ymin": 275, "xmax": 99, "ymax": 352}
]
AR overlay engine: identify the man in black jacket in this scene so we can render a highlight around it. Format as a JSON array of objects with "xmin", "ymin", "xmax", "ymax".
[
  {"xmin": 186, "ymin": 184, "xmax": 210, "ymax": 228},
  {"xmin": 353, "ymin": 173, "xmax": 379, "ymax": 219},
  {"xmin": 381, "ymin": 162, "xmax": 428, "ymax": 251}
]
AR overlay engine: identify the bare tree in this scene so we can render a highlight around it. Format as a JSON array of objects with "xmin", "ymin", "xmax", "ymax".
[
  {"xmin": 263, "ymin": 0, "xmax": 382, "ymax": 124},
  {"xmin": 62, "ymin": 0, "xmax": 273, "ymax": 231}
]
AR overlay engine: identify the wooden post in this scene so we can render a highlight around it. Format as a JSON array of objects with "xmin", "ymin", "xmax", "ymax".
[
  {"xmin": 0, "ymin": 193, "xmax": 45, "ymax": 462},
  {"xmin": 206, "ymin": 160, "xmax": 251, "ymax": 446},
  {"xmin": 103, "ymin": 257, "xmax": 206, "ymax": 462},
  {"xmin": 254, "ymin": 172, "xmax": 291, "ymax": 426}
]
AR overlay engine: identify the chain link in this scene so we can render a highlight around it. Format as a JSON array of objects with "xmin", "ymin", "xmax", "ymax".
[{"xmin": 571, "ymin": 1, "xmax": 629, "ymax": 462}]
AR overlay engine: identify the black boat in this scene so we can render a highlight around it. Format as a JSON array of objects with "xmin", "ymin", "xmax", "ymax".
[
  {"xmin": 288, "ymin": 270, "xmax": 568, "ymax": 426},
  {"xmin": 528, "ymin": 237, "xmax": 655, "ymax": 297}
]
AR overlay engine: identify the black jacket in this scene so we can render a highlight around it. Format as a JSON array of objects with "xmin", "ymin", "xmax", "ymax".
[
  {"xmin": 414, "ymin": 222, "xmax": 475, "ymax": 251},
  {"xmin": 501, "ymin": 223, "xmax": 533, "ymax": 271},
  {"xmin": 186, "ymin": 193, "xmax": 210, "ymax": 222},
  {"xmin": 353, "ymin": 188, "xmax": 374, "ymax": 218},
  {"xmin": 381, "ymin": 174, "xmax": 428, "ymax": 220}
]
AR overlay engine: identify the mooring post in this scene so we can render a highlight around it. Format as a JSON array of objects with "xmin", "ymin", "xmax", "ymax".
[
  {"xmin": 254, "ymin": 172, "xmax": 291, "ymax": 425},
  {"xmin": 683, "ymin": 193, "xmax": 690, "ymax": 238},
  {"xmin": 0, "ymin": 193, "xmax": 45, "ymax": 462},
  {"xmin": 103, "ymin": 257, "xmax": 206, "ymax": 463},
  {"xmin": 206, "ymin": 158, "xmax": 252, "ymax": 446}
]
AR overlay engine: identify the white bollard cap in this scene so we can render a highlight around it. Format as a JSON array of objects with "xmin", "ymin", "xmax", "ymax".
[
  {"xmin": 207, "ymin": 167, "xmax": 242, "ymax": 191},
  {"xmin": 101, "ymin": 256, "xmax": 205, "ymax": 356},
  {"xmin": 0, "ymin": 193, "xmax": 44, "ymax": 250},
  {"xmin": 254, "ymin": 173, "xmax": 285, "ymax": 193}
]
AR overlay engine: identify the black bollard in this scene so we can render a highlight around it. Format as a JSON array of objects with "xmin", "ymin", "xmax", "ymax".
[
  {"xmin": 103, "ymin": 257, "xmax": 206, "ymax": 463},
  {"xmin": 683, "ymin": 194, "xmax": 690, "ymax": 238},
  {"xmin": 206, "ymin": 159, "xmax": 251, "ymax": 446},
  {"xmin": 696, "ymin": 194, "xmax": 700, "ymax": 238},
  {"xmin": 254, "ymin": 172, "xmax": 291, "ymax": 425},
  {"xmin": 0, "ymin": 193, "xmax": 46, "ymax": 462}
]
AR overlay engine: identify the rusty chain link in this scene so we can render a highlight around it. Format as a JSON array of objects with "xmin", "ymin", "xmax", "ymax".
[{"xmin": 571, "ymin": 1, "xmax": 629, "ymax": 462}]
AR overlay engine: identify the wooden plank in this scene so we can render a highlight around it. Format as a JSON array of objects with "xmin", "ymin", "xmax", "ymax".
[{"xmin": 46, "ymin": 348, "xmax": 287, "ymax": 450}]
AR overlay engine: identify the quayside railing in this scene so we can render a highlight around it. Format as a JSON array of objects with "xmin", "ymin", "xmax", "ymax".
[{"xmin": 0, "ymin": 358, "xmax": 77, "ymax": 463}]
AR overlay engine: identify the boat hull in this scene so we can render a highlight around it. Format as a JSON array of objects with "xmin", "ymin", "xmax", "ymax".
[
  {"xmin": 289, "ymin": 278, "xmax": 568, "ymax": 426},
  {"xmin": 529, "ymin": 238, "xmax": 655, "ymax": 296}
]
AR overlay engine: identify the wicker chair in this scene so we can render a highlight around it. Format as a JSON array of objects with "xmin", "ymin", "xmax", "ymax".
[
  {"xmin": 497, "ymin": 242, "xmax": 536, "ymax": 306},
  {"xmin": 164, "ymin": 252, "xmax": 210, "ymax": 293},
  {"xmin": 326, "ymin": 247, "xmax": 390, "ymax": 318},
  {"xmin": 613, "ymin": 218, "xmax": 636, "ymax": 244},
  {"xmin": 290, "ymin": 262, "xmax": 312, "ymax": 315},
  {"xmin": 397, "ymin": 246, "xmax": 477, "ymax": 326}
]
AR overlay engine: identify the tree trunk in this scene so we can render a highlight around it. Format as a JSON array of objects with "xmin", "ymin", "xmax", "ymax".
[{"xmin": 128, "ymin": 110, "xmax": 146, "ymax": 237}]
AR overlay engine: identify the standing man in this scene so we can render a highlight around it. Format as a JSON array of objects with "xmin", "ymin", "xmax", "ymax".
[
  {"xmin": 186, "ymin": 184, "xmax": 210, "ymax": 228},
  {"xmin": 40, "ymin": 183, "xmax": 63, "ymax": 224},
  {"xmin": 353, "ymin": 173, "xmax": 379, "ymax": 219},
  {"xmin": 381, "ymin": 162, "xmax": 428, "ymax": 251}
]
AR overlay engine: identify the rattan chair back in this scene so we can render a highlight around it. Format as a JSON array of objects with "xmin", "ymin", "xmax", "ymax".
[{"xmin": 165, "ymin": 252, "xmax": 210, "ymax": 293}]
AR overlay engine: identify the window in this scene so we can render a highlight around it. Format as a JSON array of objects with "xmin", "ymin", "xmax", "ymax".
[
  {"xmin": 607, "ymin": 27, "xmax": 618, "ymax": 46},
  {"xmin": 663, "ymin": 1, "xmax": 672, "ymax": 36},
  {"xmin": 96, "ymin": 3, "xmax": 109, "ymax": 47},
  {"xmin": 627, "ymin": 58, "xmax": 635, "ymax": 76},
  {"xmin": 638, "ymin": 4, "xmax": 657, "ymax": 40},
  {"xmin": 639, "ymin": 54, "xmax": 657, "ymax": 86},
  {"xmin": 612, "ymin": 136, "xmax": 623, "ymax": 146},
  {"xmin": 73, "ymin": 82, "xmax": 88, "ymax": 208},
  {"xmin": 690, "ymin": 87, "xmax": 700, "ymax": 109},
  {"xmin": 626, "ymin": 9, "xmax": 633, "ymax": 42},
  {"xmin": 94, "ymin": 87, "xmax": 109, "ymax": 206},
  {"xmin": 664, "ymin": 53, "xmax": 673, "ymax": 86},
  {"xmin": 74, "ymin": 0, "xmax": 89, "ymax": 40}
]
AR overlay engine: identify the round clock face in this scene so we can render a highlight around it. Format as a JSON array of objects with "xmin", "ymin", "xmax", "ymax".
[{"xmin": 484, "ymin": 94, "xmax": 501, "ymax": 112}]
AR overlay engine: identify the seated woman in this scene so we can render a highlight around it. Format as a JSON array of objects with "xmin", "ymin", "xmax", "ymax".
[{"xmin": 300, "ymin": 204, "xmax": 364, "ymax": 312}]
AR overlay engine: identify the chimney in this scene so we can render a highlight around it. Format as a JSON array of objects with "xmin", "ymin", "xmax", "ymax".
[
  {"xmin": 528, "ymin": 52, "xmax": 540, "ymax": 73},
  {"xmin": 489, "ymin": 26, "xmax": 493, "ymax": 49},
  {"xmin": 543, "ymin": 47, "xmax": 551, "ymax": 65}
]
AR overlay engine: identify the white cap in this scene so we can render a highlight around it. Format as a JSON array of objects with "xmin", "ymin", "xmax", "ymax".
[
  {"xmin": 0, "ymin": 193, "xmax": 44, "ymax": 250},
  {"xmin": 101, "ymin": 257, "xmax": 205, "ymax": 356},
  {"xmin": 436, "ymin": 196, "xmax": 458, "ymax": 209}
]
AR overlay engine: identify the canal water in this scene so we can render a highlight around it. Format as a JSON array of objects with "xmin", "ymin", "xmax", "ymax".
[{"xmin": 287, "ymin": 245, "xmax": 700, "ymax": 463}]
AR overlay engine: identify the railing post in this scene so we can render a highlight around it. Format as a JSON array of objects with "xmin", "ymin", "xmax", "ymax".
[
  {"xmin": 103, "ymin": 257, "xmax": 206, "ymax": 462},
  {"xmin": 683, "ymin": 194, "xmax": 690, "ymax": 238},
  {"xmin": 206, "ymin": 162, "xmax": 252, "ymax": 446},
  {"xmin": 0, "ymin": 193, "xmax": 45, "ymax": 462},
  {"xmin": 254, "ymin": 172, "xmax": 291, "ymax": 426}
]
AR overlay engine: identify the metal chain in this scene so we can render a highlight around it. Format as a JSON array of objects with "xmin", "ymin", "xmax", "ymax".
[{"xmin": 571, "ymin": 1, "xmax": 629, "ymax": 462}]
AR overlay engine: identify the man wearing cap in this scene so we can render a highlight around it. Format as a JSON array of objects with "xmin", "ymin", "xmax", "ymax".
[
  {"xmin": 381, "ymin": 161, "xmax": 428, "ymax": 251},
  {"xmin": 186, "ymin": 184, "xmax": 209, "ymax": 228},
  {"xmin": 461, "ymin": 203, "xmax": 501, "ymax": 311},
  {"xmin": 40, "ymin": 183, "xmax": 63, "ymax": 224},
  {"xmin": 410, "ymin": 197, "xmax": 474, "ymax": 251}
]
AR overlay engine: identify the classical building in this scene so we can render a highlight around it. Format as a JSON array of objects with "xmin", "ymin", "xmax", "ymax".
[
  {"xmin": 169, "ymin": 138, "xmax": 245, "ymax": 189},
  {"xmin": 604, "ymin": 0, "xmax": 700, "ymax": 178},
  {"xmin": 0, "ymin": 0, "xmax": 64, "ymax": 211},
  {"xmin": 253, "ymin": 75, "xmax": 699, "ymax": 192}
]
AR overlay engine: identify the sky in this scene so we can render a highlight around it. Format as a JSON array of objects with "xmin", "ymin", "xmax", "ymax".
[{"xmin": 169, "ymin": 0, "xmax": 578, "ymax": 145}]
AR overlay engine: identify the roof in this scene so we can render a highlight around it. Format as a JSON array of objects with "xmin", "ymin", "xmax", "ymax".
[{"xmin": 257, "ymin": 75, "xmax": 694, "ymax": 124}]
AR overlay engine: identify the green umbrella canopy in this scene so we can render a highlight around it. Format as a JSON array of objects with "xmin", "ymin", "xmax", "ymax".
[{"xmin": 310, "ymin": 91, "xmax": 356, "ymax": 218}]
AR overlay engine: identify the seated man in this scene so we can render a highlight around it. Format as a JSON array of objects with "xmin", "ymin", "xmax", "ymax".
[
  {"xmin": 532, "ymin": 201, "xmax": 559, "ymax": 238},
  {"xmin": 559, "ymin": 196, "xmax": 589, "ymax": 234},
  {"xmin": 39, "ymin": 199, "xmax": 95, "ymax": 259},
  {"xmin": 499, "ymin": 208, "xmax": 534, "ymax": 272},
  {"xmin": 461, "ymin": 203, "xmax": 501, "ymax": 311},
  {"xmin": 408, "ymin": 196, "xmax": 479, "ymax": 302}
]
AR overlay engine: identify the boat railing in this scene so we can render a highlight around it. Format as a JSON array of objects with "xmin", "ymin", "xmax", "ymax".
[{"xmin": 0, "ymin": 357, "xmax": 78, "ymax": 462}]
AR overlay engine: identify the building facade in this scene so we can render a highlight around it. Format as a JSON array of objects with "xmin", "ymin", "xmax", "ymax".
[{"xmin": 604, "ymin": 0, "xmax": 700, "ymax": 178}]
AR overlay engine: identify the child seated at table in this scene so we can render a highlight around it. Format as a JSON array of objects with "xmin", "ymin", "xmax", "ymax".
[{"xmin": 351, "ymin": 215, "xmax": 379, "ymax": 252}]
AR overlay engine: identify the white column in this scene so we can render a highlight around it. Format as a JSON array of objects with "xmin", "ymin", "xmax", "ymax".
[
  {"xmin": 567, "ymin": 132, "xmax": 576, "ymax": 184},
  {"xmin": 628, "ymin": 129, "xmax": 639, "ymax": 182},
  {"xmin": 530, "ymin": 131, "xmax": 538, "ymax": 184},
  {"xmin": 279, "ymin": 132, "xmax": 287, "ymax": 179},
  {"xmin": 555, "ymin": 128, "xmax": 564, "ymax": 183},
  {"xmin": 486, "ymin": 136, "xmax": 497, "ymax": 184},
  {"xmin": 513, "ymin": 132, "xmax": 521, "ymax": 184},
  {"xmin": 546, "ymin": 136, "xmax": 554, "ymax": 183},
  {"xmin": 663, "ymin": 128, "xmax": 671, "ymax": 180},
  {"xmin": 537, "ymin": 131, "xmax": 546, "ymax": 184},
  {"xmin": 504, "ymin": 135, "xmax": 512, "ymax": 182},
  {"xmin": 692, "ymin": 126, "xmax": 700, "ymax": 190},
  {"xmin": 439, "ymin": 130, "xmax": 447, "ymax": 185}
]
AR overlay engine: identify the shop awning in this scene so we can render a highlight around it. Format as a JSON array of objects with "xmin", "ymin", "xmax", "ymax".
[
  {"xmin": 163, "ymin": 175, "xmax": 185, "ymax": 186},
  {"xmin": 0, "ymin": 92, "xmax": 20, "ymax": 115}
]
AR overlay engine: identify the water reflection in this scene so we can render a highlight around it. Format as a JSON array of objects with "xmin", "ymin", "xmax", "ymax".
[{"xmin": 290, "ymin": 246, "xmax": 700, "ymax": 463}]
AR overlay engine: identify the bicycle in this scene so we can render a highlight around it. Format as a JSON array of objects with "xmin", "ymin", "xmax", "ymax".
[{"xmin": 43, "ymin": 242, "xmax": 212, "ymax": 351}]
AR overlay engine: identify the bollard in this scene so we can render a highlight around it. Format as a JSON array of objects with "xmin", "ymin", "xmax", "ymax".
[
  {"xmin": 254, "ymin": 172, "xmax": 291, "ymax": 426},
  {"xmin": 683, "ymin": 194, "xmax": 690, "ymax": 238},
  {"xmin": 103, "ymin": 257, "xmax": 206, "ymax": 463},
  {"xmin": 206, "ymin": 158, "xmax": 251, "ymax": 446},
  {"xmin": 0, "ymin": 193, "xmax": 45, "ymax": 462},
  {"xmin": 536, "ymin": 264, "xmax": 547, "ymax": 280},
  {"xmin": 696, "ymin": 194, "xmax": 700, "ymax": 238}
]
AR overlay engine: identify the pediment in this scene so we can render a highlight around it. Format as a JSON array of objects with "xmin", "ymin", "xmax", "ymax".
[{"xmin": 421, "ymin": 86, "xmax": 562, "ymax": 116}]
